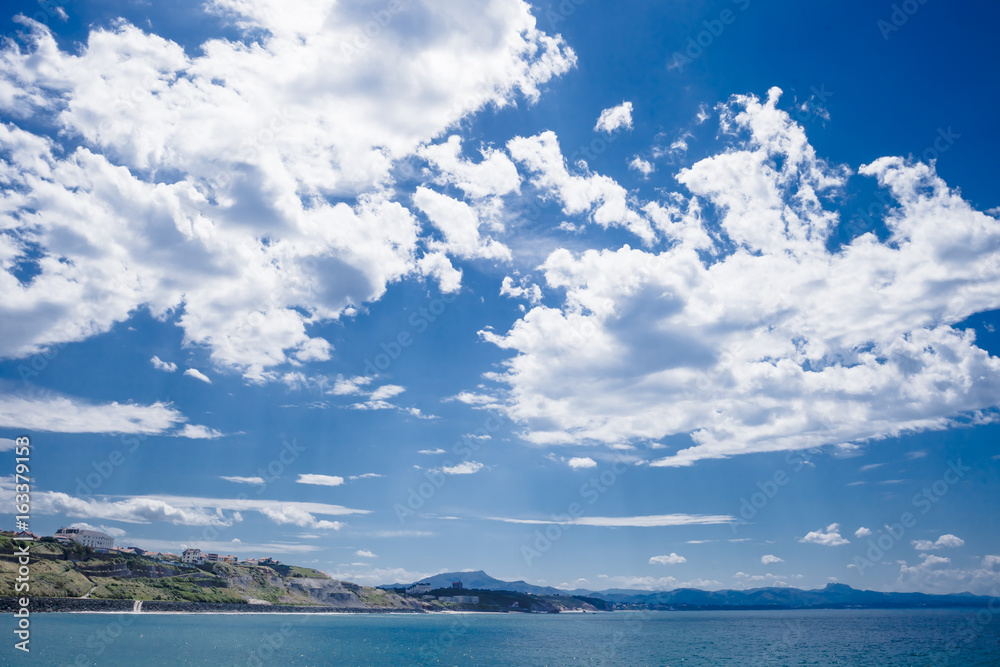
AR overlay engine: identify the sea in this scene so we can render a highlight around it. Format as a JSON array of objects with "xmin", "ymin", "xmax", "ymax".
[{"xmin": 13, "ymin": 608, "xmax": 1000, "ymax": 666}]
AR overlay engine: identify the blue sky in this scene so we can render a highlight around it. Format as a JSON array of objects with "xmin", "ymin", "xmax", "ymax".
[{"xmin": 1, "ymin": 0, "xmax": 999, "ymax": 595}]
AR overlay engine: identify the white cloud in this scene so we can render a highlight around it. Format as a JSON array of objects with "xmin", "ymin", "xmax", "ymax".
[
  {"xmin": 184, "ymin": 368, "xmax": 212, "ymax": 384},
  {"xmin": 322, "ymin": 566, "xmax": 441, "ymax": 587},
  {"xmin": 332, "ymin": 375, "xmax": 373, "ymax": 396},
  {"xmin": 500, "ymin": 276, "xmax": 543, "ymax": 305},
  {"xmin": 629, "ymin": 156, "xmax": 654, "ymax": 176},
  {"xmin": 150, "ymin": 356, "xmax": 177, "ymax": 372},
  {"xmin": 438, "ymin": 461, "xmax": 485, "ymax": 475},
  {"xmin": 591, "ymin": 574, "xmax": 722, "ymax": 591},
  {"xmin": 296, "ymin": 474, "xmax": 345, "ymax": 487},
  {"xmin": 490, "ymin": 513, "xmax": 734, "ymax": 527},
  {"xmin": 174, "ymin": 424, "xmax": 223, "ymax": 439},
  {"xmin": 761, "ymin": 554, "xmax": 784, "ymax": 565},
  {"xmin": 413, "ymin": 187, "xmax": 511, "ymax": 264},
  {"xmin": 0, "ymin": 438, "xmax": 17, "ymax": 451},
  {"xmin": 220, "ymin": 476, "xmax": 265, "ymax": 486},
  {"xmin": 135, "ymin": 538, "xmax": 320, "ymax": 556},
  {"xmin": 649, "ymin": 553, "xmax": 686, "ymax": 565},
  {"xmin": 369, "ymin": 385, "xmax": 406, "ymax": 401},
  {"xmin": 418, "ymin": 136, "xmax": 521, "ymax": 199},
  {"xmin": 0, "ymin": 2, "xmax": 575, "ymax": 380},
  {"xmin": 355, "ymin": 549, "xmax": 377, "ymax": 559},
  {"xmin": 594, "ymin": 101, "xmax": 633, "ymax": 134},
  {"xmin": 855, "ymin": 527, "xmax": 873, "ymax": 538},
  {"xmin": 733, "ymin": 572, "xmax": 803, "ymax": 588},
  {"xmin": 70, "ymin": 522, "xmax": 127, "ymax": 538},
  {"xmin": 480, "ymin": 87, "xmax": 1000, "ymax": 465},
  {"xmin": 897, "ymin": 553, "xmax": 1000, "ymax": 595},
  {"xmin": 507, "ymin": 131, "xmax": 656, "ymax": 245},
  {"xmin": 0, "ymin": 392, "xmax": 185, "ymax": 434},
  {"xmin": 348, "ymin": 473, "xmax": 383, "ymax": 481},
  {"xmin": 912, "ymin": 534, "xmax": 965, "ymax": 550},
  {"xmin": 417, "ymin": 448, "xmax": 446, "ymax": 455},
  {"xmin": 800, "ymin": 523, "xmax": 849, "ymax": 547},
  {"xmin": 567, "ymin": 456, "xmax": 597, "ymax": 469}
]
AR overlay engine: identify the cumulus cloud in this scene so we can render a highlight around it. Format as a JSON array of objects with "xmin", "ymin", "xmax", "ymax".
[
  {"xmin": 800, "ymin": 523, "xmax": 849, "ymax": 547},
  {"xmin": 629, "ymin": 156, "xmax": 654, "ymax": 176},
  {"xmin": 855, "ymin": 527, "xmax": 873, "ymax": 538},
  {"xmin": 649, "ymin": 553, "xmax": 686, "ymax": 565},
  {"xmin": 507, "ymin": 130, "xmax": 656, "ymax": 245},
  {"xmin": 912, "ymin": 534, "xmax": 965, "ymax": 550},
  {"xmin": 897, "ymin": 553, "xmax": 1000, "ymax": 595},
  {"xmin": 0, "ymin": 2, "xmax": 575, "ymax": 380},
  {"xmin": 567, "ymin": 456, "xmax": 597, "ymax": 469},
  {"xmin": 184, "ymin": 368, "xmax": 212, "ymax": 384},
  {"xmin": 296, "ymin": 474, "xmax": 345, "ymax": 487},
  {"xmin": 438, "ymin": 461, "xmax": 485, "ymax": 475},
  {"xmin": 500, "ymin": 276, "xmax": 543, "ymax": 305},
  {"xmin": 594, "ymin": 101, "xmax": 633, "ymax": 134},
  {"xmin": 150, "ymin": 356, "xmax": 177, "ymax": 372},
  {"xmin": 174, "ymin": 424, "xmax": 223, "ymax": 439},
  {"xmin": 480, "ymin": 87, "xmax": 1000, "ymax": 465},
  {"xmin": 418, "ymin": 136, "xmax": 521, "ymax": 199},
  {"xmin": 355, "ymin": 549, "xmax": 377, "ymax": 559},
  {"xmin": 761, "ymin": 554, "xmax": 784, "ymax": 564}
]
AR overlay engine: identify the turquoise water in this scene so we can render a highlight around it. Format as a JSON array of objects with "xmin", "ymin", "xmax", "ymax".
[{"xmin": 14, "ymin": 609, "xmax": 1000, "ymax": 666}]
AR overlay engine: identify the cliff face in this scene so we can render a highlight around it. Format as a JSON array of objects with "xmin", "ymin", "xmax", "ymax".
[{"xmin": 0, "ymin": 538, "xmax": 419, "ymax": 610}]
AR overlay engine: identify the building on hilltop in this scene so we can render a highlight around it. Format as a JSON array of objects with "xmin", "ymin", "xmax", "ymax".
[
  {"xmin": 181, "ymin": 548, "xmax": 205, "ymax": 565},
  {"xmin": 407, "ymin": 583, "xmax": 433, "ymax": 595},
  {"xmin": 54, "ymin": 526, "xmax": 114, "ymax": 551}
]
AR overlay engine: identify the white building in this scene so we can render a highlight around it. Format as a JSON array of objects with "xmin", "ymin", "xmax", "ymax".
[
  {"xmin": 181, "ymin": 548, "xmax": 205, "ymax": 564},
  {"xmin": 407, "ymin": 583, "xmax": 433, "ymax": 595},
  {"xmin": 54, "ymin": 527, "xmax": 114, "ymax": 551}
]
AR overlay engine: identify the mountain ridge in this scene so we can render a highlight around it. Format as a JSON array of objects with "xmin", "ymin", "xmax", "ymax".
[{"xmin": 381, "ymin": 571, "xmax": 991, "ymax": 609}]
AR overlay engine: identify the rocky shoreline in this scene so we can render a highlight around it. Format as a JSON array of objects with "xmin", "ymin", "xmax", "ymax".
[{"xmin": 0, "ymin": 597, "xmax": 424, "ymax": 614}]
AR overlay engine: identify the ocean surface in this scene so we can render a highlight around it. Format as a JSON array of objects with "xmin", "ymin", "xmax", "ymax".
[{"xmin": 14, "ymin": 608, "xmax": 1000, "ymax": 666}]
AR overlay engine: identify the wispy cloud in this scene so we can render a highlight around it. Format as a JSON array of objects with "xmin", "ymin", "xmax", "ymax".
[
  {"xmin": 490, "ymin": 514, "xmax": 735, "ymax": 527},
  {"xmin": 297, "ymin": 474, "xmax": 345, "ymax": 487},
  {"xmin": 220, "ymin": 476, "xmax": 265, "ymax": 486}
]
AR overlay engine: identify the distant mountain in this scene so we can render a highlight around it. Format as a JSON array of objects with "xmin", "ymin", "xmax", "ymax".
[
  {"xmin": 381, "ymin": 570, "xmax": 567, "ymax": 596},
  {"xmin": 382, "ymin": 572, "xmax": 992, "ymax": 609}
]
